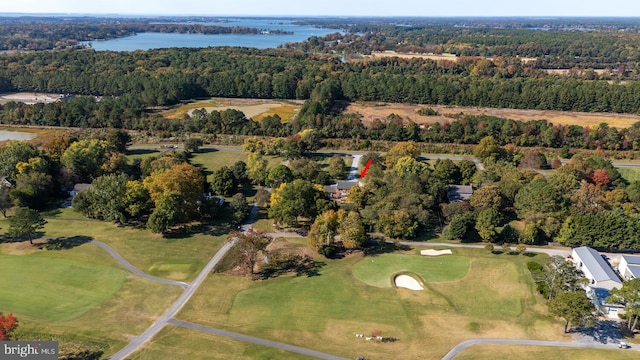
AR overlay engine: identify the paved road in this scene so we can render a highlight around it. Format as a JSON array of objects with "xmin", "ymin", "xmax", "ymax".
[
  {"xmin": 347, "ymin": 154, "xmax": 363, "ymax": 180},
  {"xmin": 168, "ymin": 319, "xmax": 349, "ymax": 360},
  {"xmin": 107, "ymin": 205, "xmax": 261, "ymax": 359},
  {"xmin": 107, "ymin": 239, "xmax": 238, "ymax": 360},
  {"xmin": 441, "ymin": 337, "xmax": 638, "ymax": 360},
  {"xmin": 89, "ymin": 240, "xmax": 189, "ymax": 288}
]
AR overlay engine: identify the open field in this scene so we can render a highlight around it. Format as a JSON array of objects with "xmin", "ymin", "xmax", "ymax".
[
  {"xmin": 345, "ymin": 102, "xmax": 640, "ymax": 129},
  {"xmin": 177, "ymin": 247, "xmax": 560, "ymax": 360},
  {"xmin": 129, "ymin": 325, "xmax": 315, "ymax": 360},
  {"xmin": 161, "ymin": 97, "xmax": 302, "ymax": 121},
  {"xmin": 190, "ymin": 148, "xmax": 284, "ymax": 179},
  {"xmin": 0, "ymin": 240, "xmax": 182, "ymax": 355},
  {"xmin": 453, "ymin": 344, "xmax": 639, "ymax": 360},
  {"xmin": 351, "ymin": 253, "xmax": 470, "ymax": 287}
]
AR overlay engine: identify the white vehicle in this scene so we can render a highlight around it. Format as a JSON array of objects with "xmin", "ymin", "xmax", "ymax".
[{"xmin": 618, "ymin": 341, "xmax": 628, "ymax": 349}]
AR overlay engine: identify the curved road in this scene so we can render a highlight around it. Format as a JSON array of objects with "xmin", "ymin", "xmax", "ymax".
[
  {"xmin": 441, "ymin": 337, "xmax": 638, "ymax": 360},
  {"xmin": 89, "ymin": 240, "xmax": 189, "ymax": 288},
  {"xmin": 107, "ymin": 239, "xmax": 238, "ymax": 360},
  {"xmin": 168, "ymin": 319, "xmax": 349, "ymax": 360}
]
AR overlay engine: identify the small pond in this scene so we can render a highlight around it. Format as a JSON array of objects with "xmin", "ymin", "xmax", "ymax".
[{"xmin": 0, "ymin": 130, "xmax": 37, "ymax": 141}]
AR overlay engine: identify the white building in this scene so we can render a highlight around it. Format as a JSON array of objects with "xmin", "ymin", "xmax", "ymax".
[
  {"xmin": 618, "ymin": 255, "xmax": 640, "ymax": 280},
  {"xmin": 571, "ymin": 246, "xmax": 624, "ymax": 317}
]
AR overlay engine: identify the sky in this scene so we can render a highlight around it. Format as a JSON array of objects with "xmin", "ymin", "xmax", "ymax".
[{"xmin": 1, "ymin": 0, "xmax": 640, "ymax": 17}]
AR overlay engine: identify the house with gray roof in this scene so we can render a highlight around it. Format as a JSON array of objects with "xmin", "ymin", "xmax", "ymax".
[
  {"xmin": 447, "ymin": 185, "xmax": 473, "ymax": 203},
  {"xmin": 619, "ymin": 255, "xmax": 640, "ymax": 280},
  {"xmin": 571, "ymin": 246, "xmax": 624, "ymax": 317}
]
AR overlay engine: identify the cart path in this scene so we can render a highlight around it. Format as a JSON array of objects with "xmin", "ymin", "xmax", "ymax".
[
  {"xmin": 89, "ymin": 240, "xmax": 189, "ymax": 288},
  {"xmin": 107, "ymin": 206, "xmax": 258, "ymax": 360},
  {"xmin": 441, "ymin": 337, "xmax": 638, "ymax": 360},
  {"xmin": 168, "ymin": 318, "xmax": 349, "ymax": 360}
]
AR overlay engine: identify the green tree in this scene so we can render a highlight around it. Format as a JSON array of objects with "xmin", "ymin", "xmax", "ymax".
[
  {"xmin": 269, "ymin": 180, "xmax": 334, "ymax": 227},
  {"xmin": 458, "ymin": 160, "xmax": 477, "ymax": 185},
  {"xmin": 514, "ymin": 179, "xmax": 563, "ymax": 217},
  {"xmin": 339, "ymin": 211, "xmax": 367, "ymax": 249},
  {"xmin": 606, "ymin": 278, "xmax": 640, "ymax": 333},
  {"xmin": 0, "ymin": 141, "xmax": 39, "ymax": 179},
  {"xmin": 184, "ymin": 137, "xmax": 204, "ymax": 153},
  {"xmin": 9, "ymin": 171, "xmax": 54, "ymax": 210},
  {"xmin": 535, "ymin": 256, "xmax": 588, "ymax": 300},
  {"xmin": 385, "ymin": 141, "xmax": 420, "ymax": 169},
  {"xmin": 520, "ymin": 222, "xmax": 543, "ymax": 245},
  {"xmin": 229, "ymin": 193, "xmax": 250, "ymax": 225},
  {"xmin": 105, "ymin": 129, "xmax": 131, "ymax": 153},
  {"xmin": 61, "ymin": 139, "xmax": 108, "ymax": 182},
  {"xmin": 247, "ymin": 152, "xmax": 269, "ymax": 185},
  {"xmin": 475, "ymin": 208, "xmax": 500, "ymax": 242},
  {"xmin": 473, "ymin": 136, "xmax": 506, "ymax": 162},
  {"xmin": 7, "ymin": 207, "xmax": 46, "ymax": 245},
  {"xmin": 147, "ymin": 192, "xmax": 185, "ymax": 234},
  {"xmin": 266, "ymin": 164, "xmax": 294, "ymax": 188},
  {"xmin": 432, "ymin": 159, "xmax": 461, "ymax": 184},
  {"xmin": 230, "ymin": 161, "xmax": 249, "ymax": 188},
  {"xmin": 549, "ymin": 291, "xmax": 594, "ymax": 333},
  {"xmin": 393, "ymin": 156, "xmax": 429, "ymax": 178},
  {"xmin": 470, "ymin": 184, "xmax": 504, "ymax": 211},
  {"xmin": 0, "ymin": 187, "xmax": 12, "ymax": 218},
  {"xmin": 211, "ymin": 166, "xmax": 237, "ymax": 196},
  {"xmin": 308, "ymin": 210, "xmax": 341, "ymax": 248},
  {"xmin": 328, "ymin": 155, "xmax": 348, "ymax": 181}
]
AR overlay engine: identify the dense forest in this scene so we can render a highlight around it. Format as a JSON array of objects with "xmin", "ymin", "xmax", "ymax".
[{"xmin": 291, "ymin": 17, "xmax": 640, "ymax": 71}]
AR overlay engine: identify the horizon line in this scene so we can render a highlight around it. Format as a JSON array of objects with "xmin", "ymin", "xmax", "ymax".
[{"xmin": 1, "ymin": 13, "xmax": 640, "ymax": 19}]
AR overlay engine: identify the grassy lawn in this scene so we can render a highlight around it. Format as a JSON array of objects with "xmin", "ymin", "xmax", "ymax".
[
  {"xmin": 190, "ymin": 149, "xmax": 283, "ymax": 175},
  {"xmin": 0, "ymin": 253, "xmax": 127, "ymax": 321},
  {"xmin": 617, "ymin": 167, "xmax": 640, "ymax": 183},
  {"xmin": 0, "ymin": 241, "xmax": 182, "ymax": 356},
  {"xmin": 177, "ymin": 247, "xmax": 562, "ymax": 360},
  {"xmin": 351, "ymin": 253, "xmax": 470, "ymax": 287},
  {"xmin": 453, "ymin": 344, "xmax": 640, "ymax": 360},
  {"xmin": 129, "ymin": 325, "xmax": 315, "ymax": 360},
  {"xmin": 0, "ymin": 207, "xmax": 229, "ymax": 282}
]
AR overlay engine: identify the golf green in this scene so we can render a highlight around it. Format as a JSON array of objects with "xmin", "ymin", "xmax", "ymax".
[
  {"xmin": 0, "ymin": 254, "xmax": 128, "ymax": 321},
  {"xmin": 351, "ymin": 253, "xmax": 470, "ymax": 287}
]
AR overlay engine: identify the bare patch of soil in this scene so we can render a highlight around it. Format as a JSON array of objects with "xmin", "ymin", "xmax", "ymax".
[{"xmin": 345, "ymin": 102, "xmax": 640, "ymax": 129}]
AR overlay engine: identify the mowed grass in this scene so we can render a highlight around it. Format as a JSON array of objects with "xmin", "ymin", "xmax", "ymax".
[
  {"xmin": 190, "ymin": 149, "xmax": 284, "ymax": 178},
  {"xmin": 177, "ymin": 248, "xmax": 561, "ymax": 360},
  {"xmin": 0, "ymin": 253, "xmax": 127, "ymax": 321},
  {"xmin": 0, "ymin": 241, "xmax": 183, "ymax": 355},
  {"xmin": 3, "ymin": 207, "xmax": 229, "ymax": 282},
  {"xmin": 129, "ymin": 325, "xmax": 315, "ymax": 360},
  {"xmin": 453, "ymin": 344, "xmax": 640, "ymax": 360},
  {"xmin": 351, "ymin": 253, "xmax": 470, "ymax": 287},
  {"xmin": 617, "ymin": 166, "xmax": 640, "ymax": 183}
]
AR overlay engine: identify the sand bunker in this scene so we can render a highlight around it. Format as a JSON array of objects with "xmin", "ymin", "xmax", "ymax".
[
  {"xmin": 420, "ymin": 249, "xmax": 453, "ymax": 256},
  {"xmin": 394, "ymin": 275, "xmax": 423, "ymax": 291}
]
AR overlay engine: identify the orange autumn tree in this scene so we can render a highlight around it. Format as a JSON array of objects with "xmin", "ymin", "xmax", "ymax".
[{"xmin": 0, "ymin": 313, "xmax": 18, "ymax": 340}]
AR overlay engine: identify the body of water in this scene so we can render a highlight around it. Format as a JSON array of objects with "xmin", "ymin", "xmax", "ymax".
[
  {"xmin": 88, "ymin": 18, "xmax": 341, "ymax": 51},
  {"xmin": 0, "ymin": 130, "xmax": 37, "ymax": 141}
]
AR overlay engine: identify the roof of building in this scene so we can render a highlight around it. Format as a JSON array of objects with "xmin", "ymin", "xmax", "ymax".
[
  {"xmin": 621, "ymin": 254, "xmax": 640, "ymax": 265},
  {"xmin": 73, "ymin": 183, "xmax": 94, "ymax": 192},
  {"xmin": 573, "ymin": 246, "xmax": 622, "ymax": 285},
  {"xmin": 591, "ymin": 287, "xmax": 625, "ymax": 308},
  {"xmin": 324, "ymin": 185, "xmax": 338, "ymax": 194},
  {"xmin": 626, "ymin": 264, "xmax": 640, "ymax": 279},
  {"xmin": 448, "ymin": 185, "xmax": 473, "ymax": 202},
  {"xmin": 336, "ymin": 181, "xmax": 358, "ymax": 190}
]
